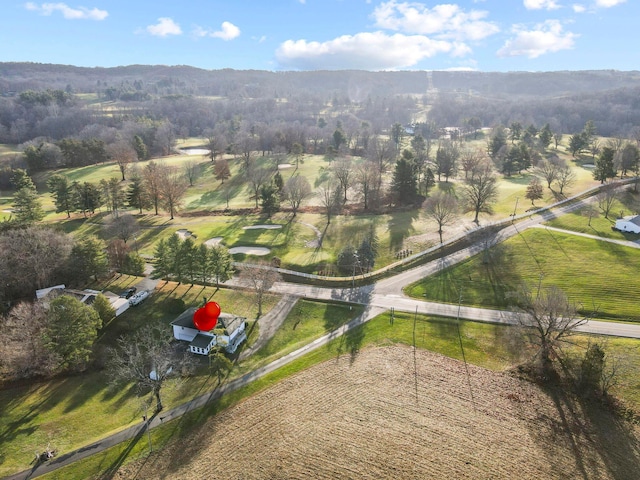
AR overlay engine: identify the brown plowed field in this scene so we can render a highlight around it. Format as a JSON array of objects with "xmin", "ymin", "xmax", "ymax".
[{"xmin": 114, "ymin": 346, "xmax": 640, "ymax": 479}]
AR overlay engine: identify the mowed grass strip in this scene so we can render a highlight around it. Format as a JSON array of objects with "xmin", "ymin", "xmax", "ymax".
[{"xmin": 406, "ymin": 228, "xmax": 640, "ymax": 321}]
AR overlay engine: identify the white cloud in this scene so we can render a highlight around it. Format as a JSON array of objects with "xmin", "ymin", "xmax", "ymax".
[
  {"xmin": 497, "ymin": 20, "xmax": 577, "ymax": 58},
  {"xmin": 276, "ymin": 31, "xmax": 470, "ymax": 70},
  {"xmin": 572, "ymin": 4, "xmax": 586, "ymax": 12},
  {"xmin": 523, "ymin": 0, "xmax": 561, "ymax": 10},
  {"xmin": 212, "ymin": 22, "xmax": 240, "ymax": 40},
  {"xmin": 193, "ymin": 22, "xmax": 240, "ymax": 41},
  {"xmin": 595, "ymin": 0, "xmax": 626, "ymax": 7},
  {"xmin": 146, "ymin": 18, "xmax": 182, "ymax": 37},
  {"xmin": 24, "ymin": 2, "xmax": 107, "ymax": 20},
  {"xmin": 372, "ymin": 1, "xmax": 499, "ymax": 41}
]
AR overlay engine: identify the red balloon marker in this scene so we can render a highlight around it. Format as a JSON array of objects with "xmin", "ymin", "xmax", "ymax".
[
  {"xmin": 193, "ymin": 306, "xmax": 217, "ymax": 331},
  {"xmin": 204, "ymin": 301, "xmax": 221, "ymax": 320}
]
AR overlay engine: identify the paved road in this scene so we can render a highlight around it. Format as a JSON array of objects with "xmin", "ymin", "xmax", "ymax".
[{"xmin": 6, "ymin": 182, "xmax": 640, "ymax": 479}]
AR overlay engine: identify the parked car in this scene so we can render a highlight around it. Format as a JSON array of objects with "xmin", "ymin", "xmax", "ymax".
[
  {"xmin": 129, "ymin": 290, "xmax": 149, "ymax": 306},
  {"xmin": 120, "ymin": 287, "xmax": 137, "ymax": 299}
]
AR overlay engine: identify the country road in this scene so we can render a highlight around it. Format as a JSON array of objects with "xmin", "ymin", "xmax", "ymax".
[{"xmin": 6, "ymin": 180, "xmax": 640, "ymax": 479}]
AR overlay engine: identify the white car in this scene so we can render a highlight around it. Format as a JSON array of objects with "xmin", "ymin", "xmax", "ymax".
[{"xmin": 129, "ymin": 290, "xmax": 149, "ymax": 306}]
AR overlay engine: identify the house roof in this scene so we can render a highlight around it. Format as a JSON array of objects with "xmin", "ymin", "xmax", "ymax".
[
  {"xmin": 171, "ymin": 307, "xmax": 198, "ymax": 327},
  {"xmin": 171, "ymin": 308, "xmax": 246, "ymax": 334},
  {"xmin": 218, "ymin": 313, "xmax": 247, "ymax": 336},
  {"xmin": 190, "ymin": 333, "xmax": 216, "ymax": 349}
]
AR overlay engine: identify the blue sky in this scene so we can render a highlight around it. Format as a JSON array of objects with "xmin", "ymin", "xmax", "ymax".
[{"xmin": 1, "ymin": 0, "xmax": 636, "ymax": 71}]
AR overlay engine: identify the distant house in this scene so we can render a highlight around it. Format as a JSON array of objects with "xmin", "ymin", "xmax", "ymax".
[
  {"xmin": 35, "ymin": 285, "xmax": 130, "ymax": 316},
  {"xmin": 614, "ymin": 215, "xmax": 640, "ymax": 234},
  {"xmin": 171, "ymin": 307, "xmax": 248, "ymax": 356}
]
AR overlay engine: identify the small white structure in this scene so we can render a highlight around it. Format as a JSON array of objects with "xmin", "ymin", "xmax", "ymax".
[
  {"xmin": 35, "ymin": 285, "xmax": 130, "ymax": 316},
  {"xmin": 171, "ymin": 307, "xmax": 248, "ymax": 355},
  {"xmin": 615, "ymin": 215, "xmax": 640, "ymax": 234}
]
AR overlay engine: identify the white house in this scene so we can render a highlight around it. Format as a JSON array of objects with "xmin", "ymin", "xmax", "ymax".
[
  {"xmin": 615, "ymin": 215, "xmax": 640, "ymax": 234},
  {"xmin": 171, "ymin": 308, "xmax": 248, "ymax": 356}
]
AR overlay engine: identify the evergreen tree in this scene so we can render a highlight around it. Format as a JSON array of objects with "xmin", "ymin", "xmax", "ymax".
[
  {"xmin": 44, "ymin": 295, "xmax": 101, "ymax": 372},
  {"xmin": 152, "ymin": 238, "xmax": 171, "ymax": 280},
  {"xmin": 71, "ymin": 235, "xmax": 109, "ymax": 282},
  {"xmin": 12, "ymin": 187, "xmax": 44, "ymax": 222},
  {"xmin": 47, "ymin": 174, "xmax": 75, "ymax": 217},
  {"xmin": 133, "ymin": 135, "xmax": 148, "ymax": 160},
  {"xmin": 391, "ymin": 156, "xmax": 417, "ymax": 205},
  {"xmin": 93, "ymin": 293, "xmax": 116, "ymax": 325},
  {"xmin": 127, "ymin": 174, "xmax": 149, "ymax": 214},
  {"xmin": 593, "ymin": 147, "xmax": 616, "ymax": 183},
  {"xmin": 260, "ymin": 182, "xmax": 280, "ymax": 217},
  {"xmin": 209, "ymin": 245, "xmax": 234, "ymax": 287}
]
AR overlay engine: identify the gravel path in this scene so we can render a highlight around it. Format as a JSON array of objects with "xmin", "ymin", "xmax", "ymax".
[{"xmin": 239, "ymin": 294, "xmax": 299, "ymax": 360}]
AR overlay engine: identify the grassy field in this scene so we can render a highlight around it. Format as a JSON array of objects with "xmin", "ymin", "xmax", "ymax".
[
  {"xmin": 39, "ymin": 310, "xmax": 640, "ymax": 480},
  {"xmin": 0, "ymin": 134, "xmax": 606, "ymax": 272},
  {"xmin": 544, "ymin": 186, "xmax": 640, "ymax": 240},
  {"xmin": 405, "ymin": 228, "xmax": 640, "ymax": 321},
  {"xmin": 108, "ymin": 346, "xmax": 640, "ymax": 480},
  {"xmin": 0, "ymin": 290, "xmax": 363, "ymax": 476}
]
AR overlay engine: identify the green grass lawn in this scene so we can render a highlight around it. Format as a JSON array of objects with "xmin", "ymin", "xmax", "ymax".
[
  {"xmin": 405, "ymin": 228, "xmax": 640, "ymax": 321},
  {"xmin": 0, "ymin": 280, "xmax": 281, "ymax": 476},
  {"xmin": 39, "ymin": 309, "xmax": 640, "ymax": 480}
]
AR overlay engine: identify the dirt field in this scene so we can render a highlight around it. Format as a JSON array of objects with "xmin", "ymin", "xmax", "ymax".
[{"xmin": 114, "ymin": 346, "xmax": 640, "ymax": 480}]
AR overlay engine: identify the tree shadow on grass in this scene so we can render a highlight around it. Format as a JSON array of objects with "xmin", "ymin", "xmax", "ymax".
[
  {"xmin": 388, "ymin": 209, "xmax": 419, "ymax": 253},
  {"xmin": 527, "ymin": 376, "xmax": 640, "ymax": 480}
]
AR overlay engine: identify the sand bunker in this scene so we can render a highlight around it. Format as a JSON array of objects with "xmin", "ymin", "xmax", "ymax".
[
  {"xmin": 176, "ymin": 229, "xmax": 196, "ymax": 239},
  {"xmin": 242, "ymin": 225, "xmax": 283, "ymax": 230},
  {"xmin": 229, "ymin": 246, "xmax": 271, "ymax": 256},
  {"xmin": 278, "ymin": 163, "xmax": 293, "ymax": 169},
  {"xmin": 204, "ymin": 237, "xmax": 223, "ymax": 247},
  {"xmin": 179, "ymin": 148, "xmax": 210, "ymax": 155}
]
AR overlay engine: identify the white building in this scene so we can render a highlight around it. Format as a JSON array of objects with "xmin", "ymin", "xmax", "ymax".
[
  {"xmin": 171, "ymin": 307, "xmax": 248, "ymax": 356},
  {"xmin": 35, "ymin": 285, "xmax": 130, "ymax": 316},
  {"xmin": 615, "ymin": 215, "xmax": 640, "ymax": 234}
]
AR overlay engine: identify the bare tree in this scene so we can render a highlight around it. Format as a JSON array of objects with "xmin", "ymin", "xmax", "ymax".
[
  {"xmin": 0, "ymin": 301, "xmax": 57, "ymax": 382},
  {"xmin": 159, "ymin": 167, "xmax": 188, "ymax": 220},
  {"xmin": 143, "ymin": 161, "xmax": 163, "ymax": 215},
  {"xmin": 582, "ymin": 204, "xmax": 600, "ymax": 226},
  {"xmin": 354, "ymin": 160, "xmax": 379, "ymax": 211},
  {"xmin": 525, "ymin": 177, "xmax": 544, "ymax": 205},
  {"xmin": 516, "ymin": 285, "xmax": 588, "ymax": 372},
  {"xmin": 213, "ymin": 158, "xmax": 231, "ymax": 184},
  {"xmin": 553, "ymin": 132, "xmax": 563, "ymax": 150},
  {"xmin": 554, "ymin": 164, "xmax": 577, "ymax": 195},
  {"xmin": 105, "ymin": 213, "xmax": 140, "ymax": 244},
  {"xmin": 461, "ymin": 160, "xmax": 499, "ymax": 223},
  {"xmin": 597, "ymin": 183, "xmax": 618, "ymax": 219},
  {"xmin": 239, "ymin": 263, "xmax": 281, "ymax": 318},
  {"xmin": 204, "ymin": 129, "xmax": 226, "ymax": 162},
  {"xmin": 318, "ymin": 180, "xmax": 342, "ymax": 224},
  {"xmin": 283, "ymin": 175, "xmax": 312, "ymax": 215},
  {"xmin": 423, "ymin": 191, "xmax": 459, "ymax": 244},
  {"xmin": 459, "ymin": 148, "xmax": 485, "ymax": 180},
  {"xmin": 0, "ymin": 226, "xmax": 71, "ymax": 304},
  {"xmin": 109, "ymin": 323, "xmax": 193, "ymax": 412},
  {"xmin": 536, "ymin": 158, "xmax": 560, "ymax": 188},
  {"xmin": 183, "ymin": 159, "xmax": 201, "ymax": 187},
  {"xmin": 247, "ymin": 164, "xmax": 273, "ymax": 208},
  {"xmin": 332, "ymin": 157, "xmax": 353, "ymax": 202},
  {"xmin": 108, "ymin": 141, "xmax": 136, "ymax": 181}
]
